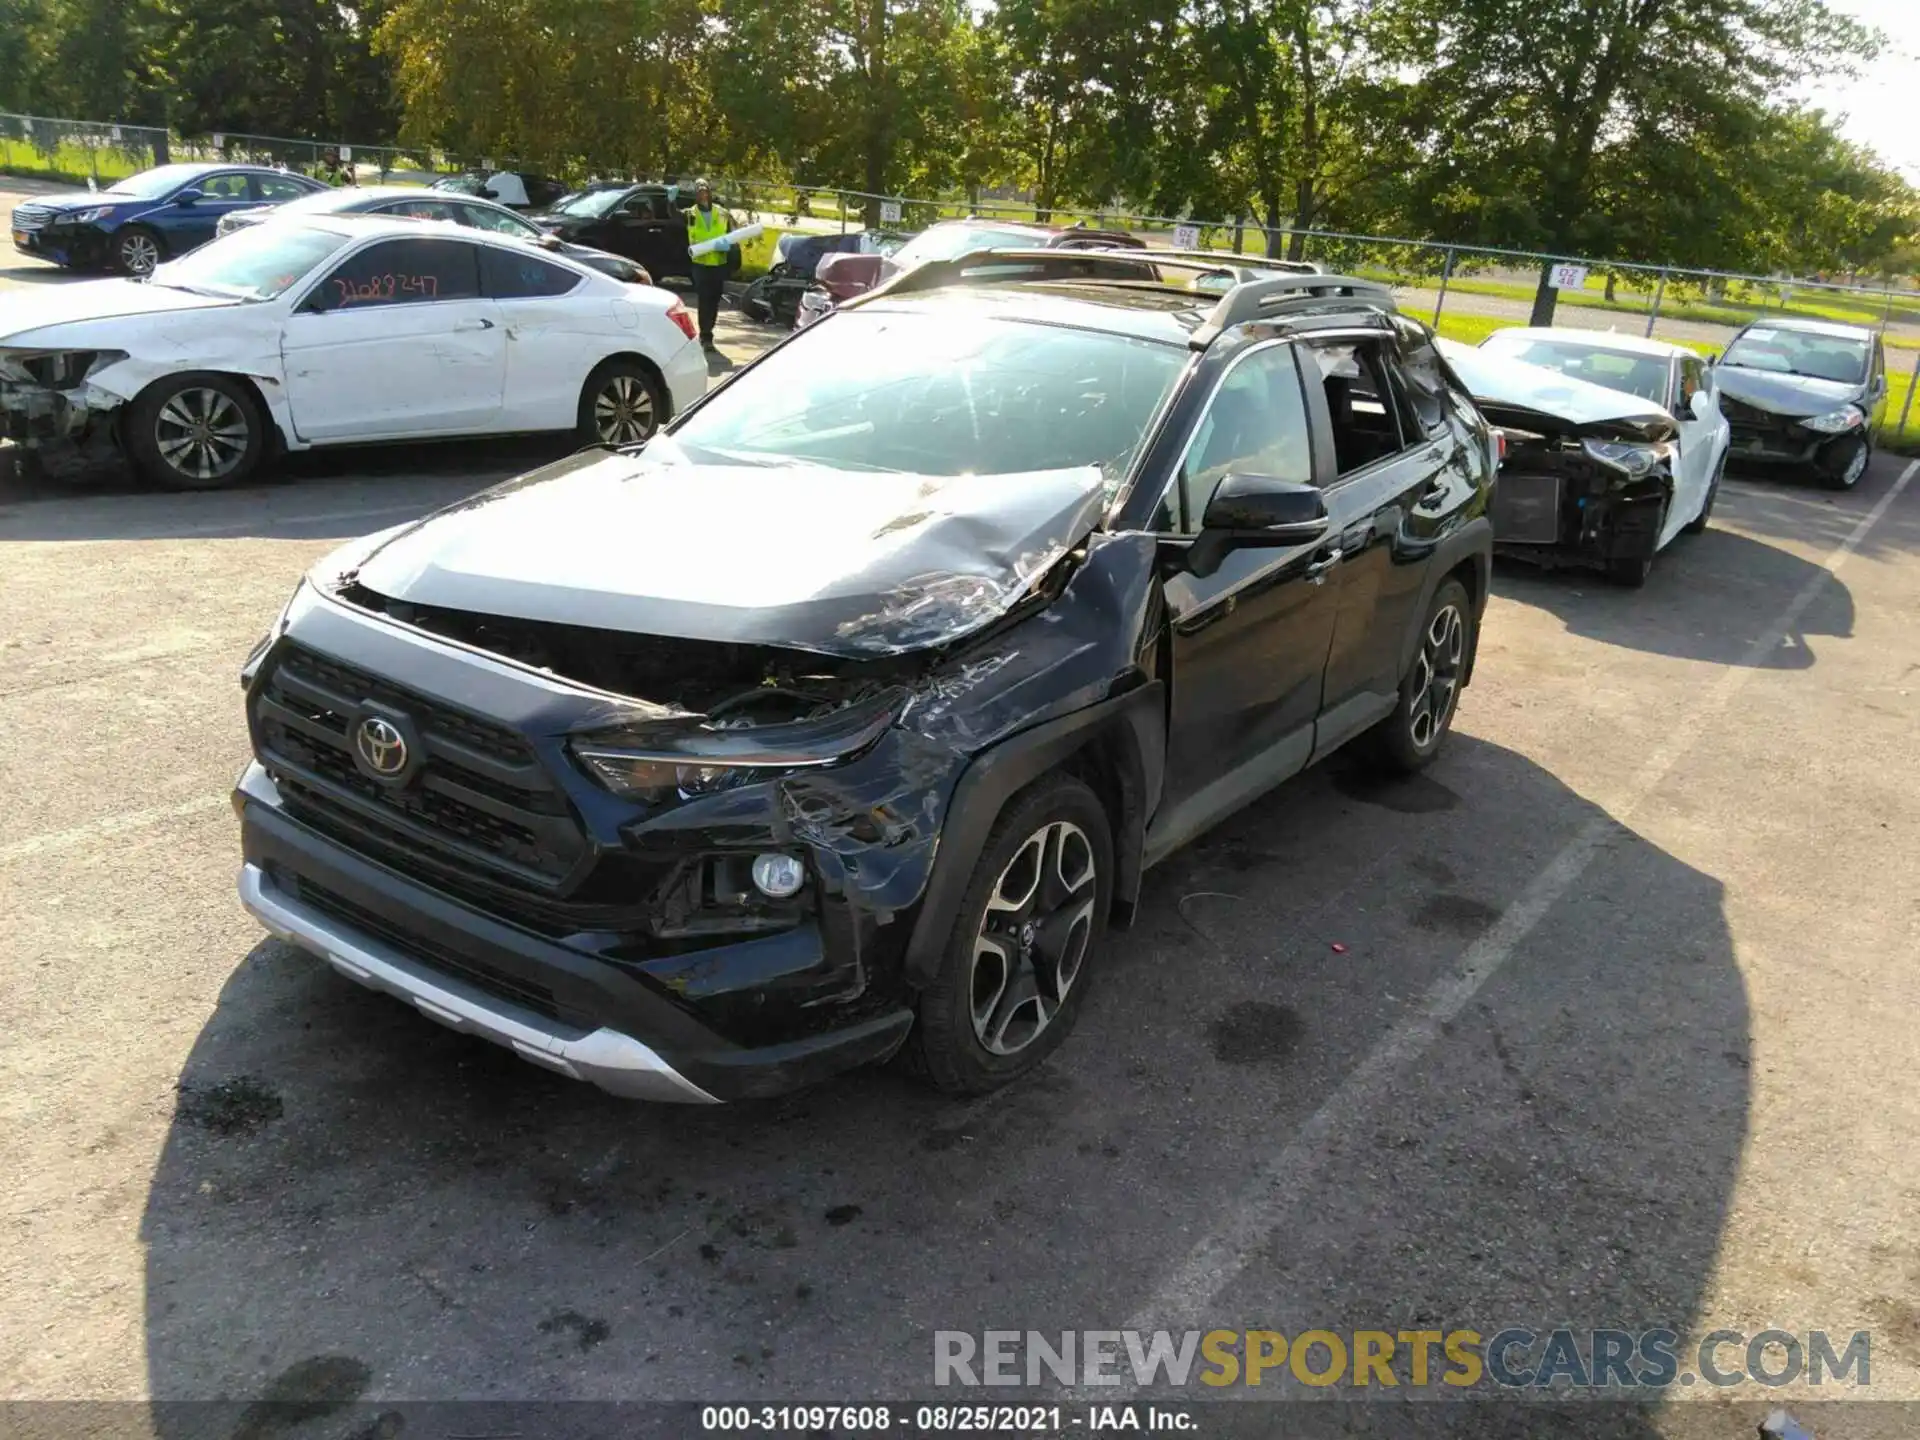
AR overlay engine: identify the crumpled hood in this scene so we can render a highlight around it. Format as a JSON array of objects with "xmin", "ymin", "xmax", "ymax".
[
  {"xmin": 350, "ymin": 446, "xmax": 1110, "ymax": 658},
  {"xmin": 1713, "ymin": 365, "xmax": 1860, "ymax": 417},
  {"xmin": 1438, "ymin": 337, "xmax": 1673, "ymax": 429},
  {"xmin": 0, "ymin": 278, "xmax": 236, "ymax": 343}
]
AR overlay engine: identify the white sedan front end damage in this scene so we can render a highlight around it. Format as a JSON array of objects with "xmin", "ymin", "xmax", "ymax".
[{"xmin": 1, "ymin": 216, "xmax": 705, "ymax": 489}]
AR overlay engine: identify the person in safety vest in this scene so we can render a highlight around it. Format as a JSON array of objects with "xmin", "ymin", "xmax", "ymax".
[{"xmin": 686, "ymin": 177, "xmax": 735, "ymax": 351}]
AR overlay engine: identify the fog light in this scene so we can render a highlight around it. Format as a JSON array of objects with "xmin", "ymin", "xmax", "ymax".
[{"xmin": 751, "ymin": 853, "xmax": 806, "ymax": 898}]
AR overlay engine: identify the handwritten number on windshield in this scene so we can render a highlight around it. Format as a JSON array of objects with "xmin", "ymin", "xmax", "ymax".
[{"xmin": 332, "ymin": 272, "xmax": 440, "ymax": 305}]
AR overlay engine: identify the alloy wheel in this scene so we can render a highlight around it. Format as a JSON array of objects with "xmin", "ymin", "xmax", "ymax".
[
  {"xmin": 1840, "ymin": 442, "xmax": 1868, "ymax": 488},
  {"xmin": 119, "ymin": 232, "xmax": 159, "ymax": 276},
  {"xmin": 1408, "ymin": 602, "xmax": 1466, "ymax": 750},
  {"xmin": 154, "ymin": 388, "xmax": 250, "ymax": 483},
  {"xmin": 593, "ymin": 374, "xmax": 656, "ymax": 444},
  {"xmin": 969, "ymin": 820, "xmax": 1097, "ymax": 1056}
]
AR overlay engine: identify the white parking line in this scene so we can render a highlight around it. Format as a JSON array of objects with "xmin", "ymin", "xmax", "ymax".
[
  {"xmin": 8, "ymin": 499, "xmax": 436, "ymax": 545},
  {"xmin": 1120, "ymin": 459, "xmax": 1918, "ymax": 1354},
  {"xmin": 0, "ymin": 792, "xmax": 230, "ymax": 863}
]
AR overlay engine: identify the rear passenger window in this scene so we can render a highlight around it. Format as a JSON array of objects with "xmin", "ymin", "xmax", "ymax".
[
  {"xmin": 1305, "ymin": 339, "xmax": 1409, "ymax": 477},
  {"xmin": 1161, "ymin": 345, "xmax": 1314, "ymax": 533},
  {"xmin": 479, "ymin": 246, "xmax": 583, "ymax": 299}
]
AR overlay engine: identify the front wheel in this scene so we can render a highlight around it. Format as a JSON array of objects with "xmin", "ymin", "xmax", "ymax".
[
  {"xmin": 1683, "ymin": 450, "xmax": 1725, "ymax": 534},
  {"xmin": 909, "ymin": 774, "xmax": 1112, "ymax": 1095},
  {"xmin": 1362, "ymin": 577, "xmax": 1473, "ymax": 775},
  {"xmin": 114, "ymin": 225, "xmax": 163, "ymax": 277},
  {"xmin": 577, "ymin": 358, "xmax": 665, "ymax": 447},
  {"xmin": 1819, "ymin": 434, "xmax": 1869, "ymax": 491},
  {"xmin": 125, "ymin": 373, "xmax": 267, "ymax": 490}
]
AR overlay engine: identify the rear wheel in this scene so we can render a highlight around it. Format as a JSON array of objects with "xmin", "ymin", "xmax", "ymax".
[
  {"xmin": 113, "ymin": 225, "xmax": 163, "ymax": 277},
  {"xmin": 577, "ymin": 358, "xmax": 664, "ymax": 446},
  {"xmin": 125, "ymin": 373, "xmax": 267, "ymax": 490},
  {"xmin": 910, "ymin": 774, "xmax": 1111, "ymax": 1095},
  {"xmin": 1362, "ymin": 578, "xmax": 1472, "ymax": 775}
]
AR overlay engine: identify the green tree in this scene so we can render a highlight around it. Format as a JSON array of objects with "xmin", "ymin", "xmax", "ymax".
[{"xmin": 1394, "ymin": 0, "xmax": 1881, "ymax": 320}]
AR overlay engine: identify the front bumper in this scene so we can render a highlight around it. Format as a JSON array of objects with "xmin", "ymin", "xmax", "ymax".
[
  {"xmin": 1491, "ymin": 460, "xmax": 1668, "ymax": 569},
  {"xmin": 12, "ymin": 221, "xmax": 111, "ymax": 268},
  {"xmin": 236, "ymin": 764, "xmax": 916, "ymax": 1102}
]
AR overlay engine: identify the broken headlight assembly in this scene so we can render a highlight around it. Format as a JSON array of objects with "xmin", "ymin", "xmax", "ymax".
[
  {"xmin": 0, "ymin": 349, "xmax": 126, "ymax": 389},
  {"xmin": 570, "ymin": 688, "xmax": 906, "ymax": 801},
  {"xmin": 1581, "ymin": 438, "xmax": 1675, "ymax": 478},
  {"xmin": 1800, "ymin": 405, "xmax": 1864, "ymax": 434}
]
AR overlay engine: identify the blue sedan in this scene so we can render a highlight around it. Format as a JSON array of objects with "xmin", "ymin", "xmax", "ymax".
[{"xmin": 9, "ymin": 163, "xmax": 327, "ymax": 277}]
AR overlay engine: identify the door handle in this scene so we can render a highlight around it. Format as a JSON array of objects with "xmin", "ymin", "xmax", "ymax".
[
  {"xmin": 1306, "ymin": 548, "xmax": 1343, "ymax": 584},
  {"xmin": 454, "ymin": 318, "xmax": 496, "ymax": 332},
  {"xmin": 1418, "ymin": 478, "xmax": 1448, "ymax": 506}
]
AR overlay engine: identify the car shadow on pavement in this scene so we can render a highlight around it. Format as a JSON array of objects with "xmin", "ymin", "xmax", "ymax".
[
  {"xmin": 1495, "ymin": 524, "xmax": 1853, "ymax": 670},
  {"xmin": 1719, "ymin": 453, "xmax": 1920, "ymax": 565},
  {"xmin": 140, "ymin": 733, "xmax": 1748, "ymax": 1433}
]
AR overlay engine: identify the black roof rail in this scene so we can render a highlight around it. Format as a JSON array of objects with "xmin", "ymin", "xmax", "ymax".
[
  {"xmin": 1151, "ymin": 248, "xmax": 1321, "ymax": 275},
  {"xmin": 867, "ymin": 247, "xmax": 1398, "ymax": 346},
  {"xmin": 1186, "ymin": 273, "xmax": 1397, "ymax": 348}
]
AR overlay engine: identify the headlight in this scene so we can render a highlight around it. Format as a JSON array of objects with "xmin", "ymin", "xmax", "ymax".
[
  {"xmin": 1801, "ymin": 406, "xmax": 1864, "ymax": 434},
  {"xmin": 1, "ymin": 349, "xmax": 126, "ymax": 388},
  {"xmin": 570, "ymin": 691, "xmax": 903, "ymax": 800},
  {"xmin": 241, "ymin": 580, "xmax": 306, "ymax": 688},
  {"xmin": 1581, "ymin": 438, "xmax": 1675, "ymax": 478},
  {"xmin": 73, "ymin": 206, "xmax": 115, "ymax": 223}
]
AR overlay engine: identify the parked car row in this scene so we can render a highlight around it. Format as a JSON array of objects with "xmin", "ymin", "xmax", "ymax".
[{"xmin": 3, "ymin": 182, "xmax": 1893, "ymax": 1100}]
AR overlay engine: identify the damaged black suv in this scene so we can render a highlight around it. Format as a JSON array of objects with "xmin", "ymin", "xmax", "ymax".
[{"xmin": 234, "ymin": 255, "xmax": 1496, "ymax": 1102}]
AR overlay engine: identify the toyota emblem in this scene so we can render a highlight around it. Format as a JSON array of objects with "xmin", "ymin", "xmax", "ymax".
[{"xmin": 354, "ymin": 716, "xmax": 410, "ymax": 777}]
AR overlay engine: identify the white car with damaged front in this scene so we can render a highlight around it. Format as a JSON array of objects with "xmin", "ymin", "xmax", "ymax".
[{"xmin": 0, "ymin": 215, "xmax": 708, "ymax": 489}]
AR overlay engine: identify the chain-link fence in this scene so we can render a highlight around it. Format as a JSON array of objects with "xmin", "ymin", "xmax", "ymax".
[
  {"xmin": 0, "ymin": 112, "xmax": 510, "ymax": 187},
  {"xmin": 3, "ymin": 112, "xmax": 1915, "ymax": 444},
  {"xmin": 712, "ymin": 180, "xmax": 1920, "ymax": 448}
]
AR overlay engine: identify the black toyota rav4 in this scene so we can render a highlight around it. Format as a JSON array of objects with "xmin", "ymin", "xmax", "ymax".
[{"xmin": 234, "ymin": 255, "xmax": 1496, "ymax": 1102}]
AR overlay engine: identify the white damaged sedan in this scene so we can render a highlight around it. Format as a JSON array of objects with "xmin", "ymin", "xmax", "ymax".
[{"xmin": 0, "ymin": 216, "xmax": 709, "ymax": 489}]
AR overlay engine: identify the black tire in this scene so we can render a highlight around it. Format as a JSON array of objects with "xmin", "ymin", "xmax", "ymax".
[
  {"xmin": 1361, "ymin": 577, "xmax": 1473, "ymax": 775},
  {"xmin": 909, "ymin": 773, "xmax": 1113, "ymax": 1096},
  {"xmin": 1818, "ymin": 434, "xmax": 1869, "ymax": 491},
  {"xmin": 1607, "ymin": 555, "xmax": 1653, "ymax": 587},
  {"xmin": 125, "ymin": 373, "xmax": 268, "ymax": 490},
  {"xmin": 1683, "ymin": 450, "xmax": 1724, "ymax": 534},
  {"xmin": 577, "ymin": 357, "xmax": 665, "ymax": 447},
  {"xmin": 113, "ymin": 224, "xmax": 164, "ymax": 277}
]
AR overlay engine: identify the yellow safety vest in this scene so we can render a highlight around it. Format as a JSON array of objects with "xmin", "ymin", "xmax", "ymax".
[{"xmin": 688, "ymin": 204, "xmax": 731, "ymax": 266}]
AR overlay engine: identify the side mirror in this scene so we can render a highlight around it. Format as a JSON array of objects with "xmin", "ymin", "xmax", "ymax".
[
  {"xmin": 1184, "ymin": 474, "xmax": 1328, "ymax": 577},
  {"xmin": 174, "ymin": 188, "xmax": 205, "ymax": 206},
  {"xmin": 536, "ymin": 233, "xmax": 563, "ymax": 250},
  {"xmin": 1690, "ymin": 390, "xmax": 1715, "ymax": 420},
  {"xmin": 1201, "ymin": 473, "xmax": 1329, "ymax": 541}
]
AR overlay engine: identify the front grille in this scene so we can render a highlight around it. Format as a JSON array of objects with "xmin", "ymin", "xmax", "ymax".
[
  {"xmin": 10, "ymin": 204, "xmax": 54, "ymax": 231},
  {"xmin": 1719, "ymin": 396, "xmax": 1793, "ymax": 433},
  {"xmin": 289, "ymin": 873, "xmax": 566, "ymax": 1022},
  {"xmin": 252, "ymin": 643, "xmax": 586, "ymax": 887}
]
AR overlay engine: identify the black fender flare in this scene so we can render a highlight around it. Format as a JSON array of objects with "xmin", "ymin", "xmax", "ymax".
[
  {"xmin": 1397, "ymin": 517, "xmax": 1493, "ymax": 688},
  {"xmin": 900, "ymin": 681, "xmax": 1164, "ymax": 991}
]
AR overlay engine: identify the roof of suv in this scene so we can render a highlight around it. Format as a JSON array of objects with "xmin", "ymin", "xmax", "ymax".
[{"xmin": 865, "ymin": 248, "xmax": 1399, "ymax": 349}]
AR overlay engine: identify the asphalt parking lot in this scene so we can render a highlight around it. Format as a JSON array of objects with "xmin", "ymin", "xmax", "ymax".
[{"xmin": 3, "ymin": 210, "xmax": 1920, "ymax": 1437}]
